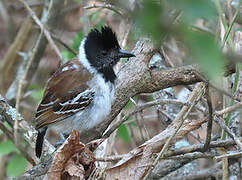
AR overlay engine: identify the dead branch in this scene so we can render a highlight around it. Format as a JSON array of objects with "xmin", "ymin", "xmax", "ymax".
[
  {"xmin": 144, "ymin": 83, "xmax": 206, "ymax": 179},
  {"xmin": 202, "ymin": 85, "xmax": 213, "ymax": 152},
  {"xmin": 147, "ymin": 138, "xmax": 242, "ymax": 179},
  {"xmin": 215, "ymin": 151, "xmax": 242, "ymax": 160},
  {"xmin": 0, "ymin": 38, "xmax": 238, "ymax": 179},
  {"xmin": 214, "ymin": 116, "xmax": 242, "ymax": 149},
  {"xmin": 17, "ymin": 0, "xmax": 63, "ymax": 60},
  {"xmin": 103, "ymin": 98, "xmax": 188, "ymax": 138},
  {"xmin": 165, "ymin": 151, "xmax": 217, "ymax": 160},
  {"xmin": 215, "ymin": 102, "xmax": 242, "ymax": 116},
  {"xmin": 3, "ymin": 0, "xmax": 65, "ymax": 101},
  {"xmin": 0, "ymin": 94, "xmax": 55, "ymax": 163},
  {"xmin": 0, "ymin": 17, "xmax": 33, "ymax": 94},
  {"xmin": 14, "ymin": 28, "xmax": 44, "ymax": 146},
  {"xmin": 164, "ymin": 138, "xmax": 242, "ymax": 157},
  {"xmin": 106, "ymin": 114, "xmax": 207, "ymax": 179},
  {"xmin": 83, "ymin": 3, "xmax": 125, "ymax": 18},
  {"xmin": 172, "ymin": 162, "xmax": 222, "ymax": 180}
]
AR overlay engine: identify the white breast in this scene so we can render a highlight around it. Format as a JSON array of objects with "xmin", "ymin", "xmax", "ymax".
[
  {"xmin": 52, "ymin": 38, "xmax": 115, "ymax": 136},
  {"xmin": 52, "ymin": 73, "xmax": 114, "ymax": 136},
  {"xmin": 77, "ymin": 73, "xmax": 115, "ymax": 130}
]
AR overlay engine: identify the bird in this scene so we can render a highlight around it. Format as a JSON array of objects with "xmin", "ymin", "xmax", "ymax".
[{"xmin": 34, "ymin": 26, "xmax": 135, "ymax": 158}]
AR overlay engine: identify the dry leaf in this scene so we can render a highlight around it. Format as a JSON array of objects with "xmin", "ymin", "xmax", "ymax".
[{"xmin": 46, "ymin": 130, "xmax": 97, "ymax": 180}]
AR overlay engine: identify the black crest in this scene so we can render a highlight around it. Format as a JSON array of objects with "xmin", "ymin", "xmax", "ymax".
[
  {"xmin": 85, "ymin": 26, "xmax": 120, "ymax": 52},
  {"xmin": 84, "ymin": 26, "xmax": 120, "ymax": 83}
]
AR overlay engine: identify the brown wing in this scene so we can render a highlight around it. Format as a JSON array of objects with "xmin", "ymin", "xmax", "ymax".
[{"xmin": 35, "ymin": 58, "xmax": 94, "ymax": 130}]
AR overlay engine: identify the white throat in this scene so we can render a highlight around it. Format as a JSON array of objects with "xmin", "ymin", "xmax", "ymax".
[{"xmin": 78, "ymin": 38, "xmax": 97, "ymax": 74}]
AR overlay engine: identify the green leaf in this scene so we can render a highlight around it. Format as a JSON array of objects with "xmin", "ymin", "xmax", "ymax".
[
  {"xmin": 0, "ymin": 141, "xmax": 18, "ymax": 155},
  {"xmin": 133, "ymin": 1, "xmax": 166, "ymax": 42},
  {"xmin": 117, "ymin": 124, "xmax": 130, "ymax": 143},
  {"xmin": 61, "ymin": 30, "xmax": 84, "ymax": 61},
  {"xmin": 185, "ymin": 30, "xmax": 225, "ymax": 79},
  {"xmin": 28, "ymin": 84, "xmax": 42, "ymax": 90},
  {"xmin": 129, "ymin": 121, "xmax": 136, "ymax": 127},
  {"xmin": 72, "ymin": 31, "xmax": 84, "ymax": 52},
  {"xmin": 6, "ymin": 154, "xmax": 27, "ymax": 178},
  {"xmin": 61, "ymin": 50, "xmax": 72, "ymax": 61},
  {"xmin": 124, "ymin": 100, "xmax": 133, "ymax": 110},
  {"xmin": 32, "ymin": 89, "xmax": 44, "ymax": 103},
  {"xmin": 170, "ymin": 0, "xmax": 216, "ymax": 23}
]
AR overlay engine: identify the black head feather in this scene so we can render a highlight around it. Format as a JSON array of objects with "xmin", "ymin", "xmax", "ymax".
[
  {"xmin": 85, "ymin": 26, "xmax": 120, "ymax": 51},
  {"xmin": 83, "ymin": 26, "xmax": 135, "ymax": 83},
  {"xmin": 84, "ymin": 26, "xmax": 120, "ymax": 83}
]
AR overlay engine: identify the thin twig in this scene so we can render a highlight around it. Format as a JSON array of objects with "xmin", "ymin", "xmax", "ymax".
[
  {"xmin": 95, "ymin": 155, "xmax": 124, "ymax": 162},
  {"xmin": 202, "ymin": 85, "xmax": 213, "ymax": 152},
  {"xmin": 221, "ymin": 0, "xmax": 241, "ymax": 48},
  {"xmin": 215, "ymin": 151, "xmax": 242, "ymax": 160},
  {"xmin": 165, "ymin": 151, "xmax": 216, "ymax": 160},
  {"xmin": 164, "ymin": 137, "xmax": 242, "ymax": 158},
  {"xmin": 103, "ymin": 98, "xmax": 187, "ymax": 138},
  {"xmin": 172, "ymin": 162, "xmax": 222, "ymax": 180},
  {"xmin": 143, "ymin": 83, "xmax": 206, "ymax": 179},
  {"xmin": 14, "ymin": 30, "xmax": 44, "ymax": 144},
  {"xmin": 215, "ymin": 102, "xmax": 242, "ymax": 116},
  {"xmin": 83, "ymin": 3, "xmax": 125, "ymax": 18},
  {"xmin": 14, "ymin": 0, "xmax": 54, "ymax": 145},
  {"xmin": 17, "ymin": 0, "xmax": 63, "ymax": 60},
  {"xmin": 214, "ymin": 116, "xmax": 242, "ymax": 149},
  {"xmin": 194, "ymin": 70, "xmax": 239, "ymax": 101},
  {"xmin": 51, "ymin": 33, "xmax": 78, "ymax": 56}
]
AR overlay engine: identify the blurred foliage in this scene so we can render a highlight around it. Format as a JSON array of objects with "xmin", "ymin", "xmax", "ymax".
[
  {"xmin": 28, "ymin": 84, "xmax": 45, "ymax": 104},
  {"xmin": 73, "ymin": 0, "xmax": 82, "ymax": 2},
  {"xmin": 183, "ymin": 30, "xmax": 225, "ymax": 79},
  {"xmin": 6, "ymin": 154, "xmax": 27, "ymax": 178},
  {"xmin": 169, "ymin": 0, "xmax": 216, "ymax": 23},
  {"xmin": 62, "ymin": 31, "xmax": 84, "ymax": 61},
  {"xmin": 133, "ymin": 1, "xmax": 166, "ymax": 42},
  {"xmin": 87, "ymin": 11, "xmax": 105, "ymax": 29},
  {"xmin": 133, "ymin": 0, "xmax": 225, "ymax": 80},
  {"xmin": 62, "ymin": 11, "xmax": 105, "ymax": 61},
  {"xmin": 0, "ymin": 0, "xmax": 234, "ymax": 177},
  {"xmin": 0, "ymin": 140, "xmax": 27, "ymax": 178},
  {"xmin": 0, "ymin": 141, "xmax": 18, "ymax": 155}
]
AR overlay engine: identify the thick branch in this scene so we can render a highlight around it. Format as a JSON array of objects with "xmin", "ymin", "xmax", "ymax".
[
  {"xmin": 0, "ymin": 39, "xmax": 237, "ymax": 178},
  {"xmin": 78, "ymin": 39, "xmax": 235, "ymax": 143}
]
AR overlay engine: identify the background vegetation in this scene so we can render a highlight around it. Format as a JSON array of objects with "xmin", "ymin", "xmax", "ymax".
[{"xmin": 0, "ymin": 0, "xmax": 241, "ymax": 179}]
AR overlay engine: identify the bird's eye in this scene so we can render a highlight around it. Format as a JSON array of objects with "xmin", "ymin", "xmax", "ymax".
[{"xmin": 101, "ymin": 51, "xmax": 107, "ymax": 56}]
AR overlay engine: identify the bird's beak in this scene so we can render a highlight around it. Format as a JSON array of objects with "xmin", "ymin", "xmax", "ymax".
[{"xmin": 118, "ymin": 49, "xmax": 135, "ymax": 58}]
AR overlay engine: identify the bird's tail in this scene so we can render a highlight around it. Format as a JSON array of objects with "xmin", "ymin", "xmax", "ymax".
[{"xmin": 35, "ymin": 128, "xmax": 47, "ymax": 158}]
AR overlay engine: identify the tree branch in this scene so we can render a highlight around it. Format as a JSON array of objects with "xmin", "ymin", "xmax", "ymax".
[
  {"xmin": 17, "ymin": 0, "xmax": 63, "ymax": 60},
  {"xmin": 77, "ymin": 38, "xmax": 235, "ymax": 144},
  {"xmin": 0, "ymin": 39, "xmax": 237, "ymax": 178},
  {"xmin": 0, "ymin": 95, "xmax": 55, "ymax": 164}
]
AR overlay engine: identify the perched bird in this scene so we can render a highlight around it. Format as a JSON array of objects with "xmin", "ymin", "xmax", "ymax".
[{"xmin": 34, "ymin": 26, "xmax": 135, "ymax": 158}]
